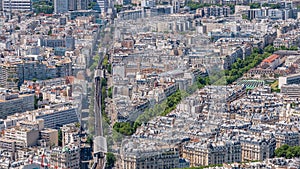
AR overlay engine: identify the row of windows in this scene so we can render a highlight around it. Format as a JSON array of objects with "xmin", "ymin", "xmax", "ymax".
[
  {"xmin": 3, "ymin": 6, "xmax": 31, "ymax": 9},
  {"xmin": 3, "ymin": 3, "xmax": 30, "ymax": 5}
]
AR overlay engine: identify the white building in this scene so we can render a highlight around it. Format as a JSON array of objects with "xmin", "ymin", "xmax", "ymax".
[
  {"xmin": 279, "ymin": 73, "xmax": 300, "ymax": 89},
  {"xmin": 267, "ymin": 9, "xmax": 284, "ymax": 20},
  {"xmin": 2, "ymin": 103, "xmax": 79, "ymax": 129},
  {"xmin": 61, "ymin": 123, "xmax": 80, "ymax": 147},
  {"xmin": 141, "ymin": 0, "xmax": 155, "ymax": 8},
  {"xmin": 50, "ymin": 144, "xmax": 80, "ymax": 169},
  {"xmin": 3, "ymin": 0, "xmax": 32, "ymax": 12},
  {"xmin": 95, "ymin": 0, "xmax": 108, "ymax": 14}
]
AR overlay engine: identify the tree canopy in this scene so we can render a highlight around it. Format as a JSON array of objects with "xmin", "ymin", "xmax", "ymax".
[
  {"xmin": 33, "ymin": 1, "xmax": 54, "ymax": 14},
  {"xmin": 275, "ymin": 145, "xmax": 300, "ymax": 159},
  {"xmin": 250, "ymin": 3, "xmax": 261, "ymax": 9},
  {"xmin": 105, "ymin": 152, "xmax": 116, "ymax": 169}
]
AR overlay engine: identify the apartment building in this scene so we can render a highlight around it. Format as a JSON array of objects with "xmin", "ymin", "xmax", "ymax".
[
  {"xmin": 3, "ymin": 104, "xmax": 79, "ymax": 129},
  {"xmin": 38, "ymin": 36, "xmax": 75, "ymax": 50},
  {"xmin": 275, "ymin": 129, "xmax": 300, "ymax": 148},
  {"xmin": 279, "ymin": 73, "xmax": 300, "ymax": 89},
  {"xmin": 262, "ymin": 54, "xmax": 281, "ymax": 70},
  {"xmin": 50, "ymin": 144, "xmax": 80, "ymax": 169},
  {"xmin": 61, "ymin": 123, "xmax": 80, "ymax": 147},
  {"xmin": 94, "ymin": 0, "xmax": 108, "ymax": 14},
  {"xmin": 0, "ymin": 138, "xmax": 18, "ymax": 160},
  {"xmin": 39, "ymin": 128, "xmax": 58, "ymax": 147},
  {"xmin": 182, "ymin": 140, "xmax": 241, "ymax": 167},
  {"xmin": 4, "ymin": 127, "xmax": 39, "ymax": 148},
  {"xmin": 198, "ymin": 6, "xmax": 231, "ymax": 17},
  {"xmin": 0, "ymin": 63, "xmax": 22, "ymax": 89},
  {"xmin": 17, "ymin": 119, "xmax": 44, "ymax": 131},
  {"xmin": 239, "ymin": 134, "xmax": 276, "ymax": 161},
  {"xmin": 281, "ymin": 84, "xmax": 300, "ymax": 97},
  {"xmin": 54, "ymin": 0, "xmax": 68, "ymax": 14},
  {"xmin": 3, "ymin": 0, "xmax": 32, "ymax": 12},
  {"xmin": 0, "ymin": 59, "xmax": 72, "ymax": 88},
  {"xmin": 33, "ymin": 106, "xmax": 79, "ymax": 129},
  {"xmin": 122, "ymin": 141, "xmax": 180, "ymax": 169},
  {"xmin": 118, "ymin": 8, "xmax": 145, "ymax": 20},
  {"xmin": 0, "ymin": 91, "xmax": 34, "ymax": 118}
]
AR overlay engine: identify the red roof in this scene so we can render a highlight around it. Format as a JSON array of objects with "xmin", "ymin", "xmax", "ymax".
[{"xmin": 263, "ymin": 54, "xmax": 279, "ymax": 63}]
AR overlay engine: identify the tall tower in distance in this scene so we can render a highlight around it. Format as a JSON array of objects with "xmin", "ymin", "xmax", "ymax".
[
  {"xmin": 54, "ymin": 0, "xmax": 68, "ymax": 14},
  {"xmin": 94, "ymin": 0, "xmax": 108, "ymax": 15},
  {"xmin": 77, "ymin": 0, "xmax": 87, "ymax": 10}
]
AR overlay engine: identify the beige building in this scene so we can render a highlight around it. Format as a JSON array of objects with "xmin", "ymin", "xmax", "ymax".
[
  {"xmin": 4, "ymin": 127, "xmax": 40, "ymax": 147},
  {"xmin": 121, "ymin": 140, "xmax": 179, "ymax": 169},
  {"xmin": 50, "ymin": 144, "xmax": 80, "ymax": 169},
  {"xmin": 0, "ymin": 119, "xmax": 45, "ymax": 160},
  {"xmin": 239, "ymin": 134, "xmax": 276, "ymax": 161},
  {"xmin": 182, "ymin": 140, "xmax": 241, "ymax": 167},
  {"xmin": 17, "ymin": 119, "xmax": 45, "ymax": 131},
  {"xmin": 61, "ymin": 123, "xmax": 80, "ymax": 147},
  {"xmin": 40, "ymin": 128, "xmax": 58, "ymax": 147}
]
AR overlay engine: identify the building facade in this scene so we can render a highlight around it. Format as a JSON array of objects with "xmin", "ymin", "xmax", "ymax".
[
  {"xmin": 239, "ymin": 135, "xmax": 276, "ymax": 161},
  {"xmin": 61, "ymin": 123, "xmax": 80, "ymax": 147},
  {"xmin": 279, "ymin": 73, "xmax": 300, "ymax": 89},
  {"xmin": 39, "ymin": 128, "xmax": 58, "ymax": 147},
  {"xmin": 36, "ymin": 107, "xmax": 79, "ymax": 129},
  {"xmin": 50, "ymin": 144, "xmax": 80, "ymax": 169},
  {"xmin": 275, "ymin": 130, "xmax": 300, "ymax": 148},
  {"xmin": 54, "ymin": 0, "xmax": 68, "ymax": 14},
  {"xmin": 4, "ymin": 127, "xmax": 39, "ymax": 147},
  {"xmin": 0, "ymin": 92, "xmax": 34, "ymax": 118},
  {"xmin": 122, "ymin": 147, "xmax": 180, "ymax": 169},
  {"xmin": 281, "ymin": 84, "xmax": 300, "ymax": 97},
  {"xmin": 182, "ymin": 140, "xmax": 241, "ymax": 167},
  {"xmin": 0, "ymin": 58, "xmax": 72, "ymax": 88},
  {"xmin": 3, "ymin": 0, "xmax": 32, "ymax": 12},
  {"xmin": 94, "ymin": 0, "xmax": 108, "ymax": 14}
]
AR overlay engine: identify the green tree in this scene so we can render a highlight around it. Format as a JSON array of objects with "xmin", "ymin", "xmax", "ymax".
[
  {"xmin": 107, "ymin": 64, "xmax": 112, "ymax": 74},
  {"xmin": 114, "ymin": 4, "xmax": 123, "ymax": 12},
  {"xmin": 33, "ymin": 1, "xmax": 54, "ymax": 14},
  {"xmin": 264, "ymin": 45, "xmax": 275, "ymax": 53},
  {"xmin": 250, "ymin": 3, "xmax": 261, "ymax": 9},
  {"xmin": 113, "ymin": 122, "xmax": 135, "ymax": 136},
  {"xmin": 88, "ymin": 2, "xmax": 97, "ymax": 9},
  {"xmin": 75, "ymin": 122, "xmax": 80, "ymax": 128},
  {"xmin": 289, "ymin": 46, "xmax": 298, "ymax": 50},
  {"xmin": 242, "ymin": 14, "xmax": 248, "ymax": 20},
  {"xmin": 34, "ymin": 95, "xmax": 39, "ymax": 109},
  {"xmin": 262, "ymin": 3, "xmax": 281, "ymax": 9},
  {"xmin": 106, "ymin": 152, "xmax": 116, "ymax": 169},
  {"xmin": 58, "ymin": 129, "xmax": 62, "ymax": 146},
  {"xmin": 112, "ymin": 130, "xmax": 123, "ymax": 142},
  {"xmin": 101, "ymin": 78, "xmax": 107, "ymax": 87},
  {"xmin": 286, "ymin": 151, "xmax": 293, "ymax": 159},
  {"xmin": 274, "ymin": 145, "xmax": 300, "ymax": 159},
  {"xmin": 103, "ymin": 56, "xmax": 109, "ymax": 67},
  {"xmin": 108, "ymin": 87, "xmax": 113, "ymax": 98},
  {"xmin": 86, "ymin": 135, "xmax": 93, "ymax": 147},
  {"xmin": 48, "ymin": 29, "xmax": 52, "ymax": 35}
]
